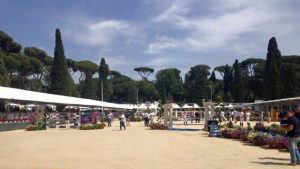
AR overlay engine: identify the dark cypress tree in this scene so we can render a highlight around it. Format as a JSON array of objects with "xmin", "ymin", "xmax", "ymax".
[
  {"xmin": 209, "ymin": 71, "xmax": 217, "ymax": 83},
  {"xmin": 232, "ymin": 60, "xmax": 244, "ymax": 102},
  {"xmin": 49, "ymin": 29, "xmax": 75, "ymax": 96},
  {"xmin": 263, "ymin": 37, "xmax": 281, "ymax": 100},
  {"xmin": 81, "ymin": 71, "xmax": 96, "ymax": 99},
  {"xmin": 268, "ymin": 37, "xmax": 281, "ymax": 70},
  {"xmin": 223, "ymin": 64, "xmax": 232, "ymax": 102},
  {"xmin": 98, "ymin": 58, "xmax": 110, "ymax": 101}
]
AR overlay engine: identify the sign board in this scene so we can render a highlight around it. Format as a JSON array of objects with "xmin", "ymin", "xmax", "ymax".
[{"xmin": 80, "ymin": 110, "xmax": 93, "ymax": 124}]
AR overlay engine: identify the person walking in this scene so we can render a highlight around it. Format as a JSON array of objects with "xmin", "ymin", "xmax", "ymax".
[
  {"xmin": 107, "ymin": 112, "xmax": 113, "ymax": 127},
  {"xmin": 190, "ymin": 112, "xmax": 194, "ymax": 124},
  {"xmin": 240, "ymin": 110, "xmax": 245, "ymax": 127},
  {"xmin": 195, "ymin": 112, "xmax": 200, "ymax": 123},
  {"xmin": 220, "ymin": 110, "xmax": 226, "ymax": 123},
  {"xmin": 260, "ymin": 110, "xmax": 265, "ymax": 123},
  {"xmin": 183, "ymin": 112, "xmax": 188, "ymax": 126},
  {"xmin": 125, "ymin": 112, "xmax": 130, "ymax": 127},
  {"xmin": 246, "ymin": 109, "xmax": 251, "ymax": 127},
  {"xmin": 281, "ymin": 110, "xmax": 300, "ymax": 166},
  {"xmin": 119, "ymin": 112, "xmax": 126, "ymax": 130}
]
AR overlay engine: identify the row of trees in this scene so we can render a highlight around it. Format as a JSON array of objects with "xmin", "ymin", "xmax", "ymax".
[{"xmin": 1, "ymin": 29, "xmax": 300, "ymax": 104}]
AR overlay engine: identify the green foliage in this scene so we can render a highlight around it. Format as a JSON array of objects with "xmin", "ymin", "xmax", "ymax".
[
  {"xmin": 98, "ymin": 58, "xmax": 110, "ymax": 101},
  {"xmin": 232, "ymin": 60, "xmax": 244, "ymax": 102},
  {"xmin": 134, "ymin": 67, "xmax": 154, "ymax": 80},
  {"xmin": 223, "ymin": 64, "xmax": 232, "ymax": 102},
  {"xmin": 109, "ymin": 75, "xmax": 137, "ymax": 103},
  {"xmin": 81, "ymin": 71, "xmax": 96, "ymax": 99},
  {"xmin": 263, "ymin": 37, "xmax": 281, "ymax": 100},
  {"xmin": 185, "ymin": 64, "xmax": 211, "ymax": 103},
  {"xmin": 156, "ymin": 68, "xmax": 184, "ymax": 102},
  {"xmin": 24, "ymin": 47, "xmax": 47, "ymax": 61},
  {"xmin": 99, "ymin": 58, "xmax": 109, "ymax": 80},
  {"xmin": 137, "ymin": 80, "xmax": 159, "ymax": 102},
  {"xmin": 280, "ymin": 63, "xmax": 299, "ymax": 98},
  {"xmin": 157, "ymin": 100, "xmax": 164, "ymax": 123},
  {"xmin": 0, "ymin": 30, "xmax": 22, "ymax": 54},
  {"xmin": 0, "ymin": 57, "xmax": 9, "ymax": 86},
  {"xmin": 77, "ymin": 60, "xmax": 98, "ymax": 75},
  {"xmin": 49, "ymin": 29, "xmax": 76, "ymax": 96}
]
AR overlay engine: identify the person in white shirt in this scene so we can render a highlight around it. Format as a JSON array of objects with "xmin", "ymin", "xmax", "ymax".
[
  {"xmin": 246, "ymin": 109, "xmax": 251, "ymax": 126},
  {"xmin": 240, "ymin": 110, "xmax": 245, "ymax": 127},
  {"xmin": 208, "ymin": 110, "xmax": 212, "ymax": 120},
  {"xmin": 119, "ymin": 112, "xmax": 126, "ymax": 130},
  {"xmin": 220, "ymin": 110, "xmax": 225, "ymax": 122},
  {"xmin": 260, "ymin": 110, "xmax": 265, "ymax": 123},
  {"xmin": 107, "ymin": 112, "xmax": 113, "ymax": 127},
  {"xmin": 229, "ymin": 109, "xmax": 234, "ymax": 122},
  {"xmin": 182, "ymin": 112, "xmax": 188, "ymax": 126}
]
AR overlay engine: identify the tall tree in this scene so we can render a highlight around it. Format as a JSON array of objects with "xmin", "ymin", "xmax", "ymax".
[
  {"xmin": 81, "ymin": 71, "xmax": 96, "ymax": 99},
  {"xmin": 156, "ymin": 68, "xmax": 184, "ymax": 102},
  {"xmin": 209, "ymin": 71, "xmax": 217, "ymax": 83},
  {"xmin": 49, "ymin": 29, "xmax": 75, "ymax": 96},
  {"xmin": 134, "ymin": 67, "xmax": 154, "ymax": 80},
  {"xmin": 263, "ymin": 37, "xmax": 281, "ymax": 100},
  {"xmin": 185, "ymin": 65, "xmax": 211, "ymax": 103},
  {"xmin": 98, "ymin": 58, "xmax": 111, "ymax": 101},
  {"xmin": 232, "ymin": 60, "xmax": 244, "ymax": 102},
  {"xmin": 137, "ymin": 80, "xmax": 159, "ymax": 102},
  {"xmin": 223, "ymin": 64, "xmax": 232, "ymax": 102}
]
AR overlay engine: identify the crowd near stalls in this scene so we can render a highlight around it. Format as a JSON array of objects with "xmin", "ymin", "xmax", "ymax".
[
  {"xmin": 0, "ymin": 86, "xmax": 135, "ymax": 131},
  {"xmin": 171, "ymin": 103, "xmax": 205, "ymax": 123}
]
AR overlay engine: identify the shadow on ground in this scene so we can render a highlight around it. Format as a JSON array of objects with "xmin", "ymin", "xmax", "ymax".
[{"xmin": 251, "ymin": 161, "xmax": 288, "ymax": 166}]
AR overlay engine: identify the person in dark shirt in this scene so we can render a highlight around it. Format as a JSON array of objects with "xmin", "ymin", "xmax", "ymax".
[
  {"xmin": 293, "ymin": 106, "xmax": 300, "ymax": 121},
  {"xmin": 281, "ymin": 110, "xmax": 300, "ymax": 166}
]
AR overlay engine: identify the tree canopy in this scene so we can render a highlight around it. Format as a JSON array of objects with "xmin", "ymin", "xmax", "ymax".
[{"xmin": 134, "ymin": 67, "xmax": 154, "ymax": 80}]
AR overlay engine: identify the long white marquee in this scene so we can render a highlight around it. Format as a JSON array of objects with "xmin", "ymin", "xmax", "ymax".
[{"xmin": 0, "ymin": 86, "xmax": 133, "ymax": 109}]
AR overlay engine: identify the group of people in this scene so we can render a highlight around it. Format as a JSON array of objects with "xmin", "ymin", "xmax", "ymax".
[
  {"xmin": 106, "ymin": 112, "xmax": 130, "ymax": 130},
  {"xmin": 141, "ymin": 112, "xmax": 154, "ymax": 127},
  {"xmin": 182, "ymin": 112, "xmax": 202, "ymax": 126},
  {"xmin": 209, "ymin": 108, "xmax": 252, "ymax": 127}
]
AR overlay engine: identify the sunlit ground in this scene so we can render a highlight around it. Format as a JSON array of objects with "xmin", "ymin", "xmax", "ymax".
[{"xmin": 0, "ymin": 121, "xmax": 292, "ymax": 169}]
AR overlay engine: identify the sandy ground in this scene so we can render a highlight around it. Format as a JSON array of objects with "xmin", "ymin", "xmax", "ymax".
[{"xmin": 0, "ymin": 121, "xmax": 294, "ymax": 169}]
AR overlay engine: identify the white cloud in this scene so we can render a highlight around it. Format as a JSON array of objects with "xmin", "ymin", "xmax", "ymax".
[
  {"xmin": 63, "ymin": 17, "xmax": 138, "ymax": 46},
  {"xmin": 144, "ymin": 36, "xmax": 180, "ymax": 54},
  {"xmin": 147, "ymin": 0, "xmax": 299, "ymax": 56}
]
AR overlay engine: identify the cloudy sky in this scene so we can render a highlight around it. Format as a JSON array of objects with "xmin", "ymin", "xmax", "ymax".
[{"xmin": 1, "ymin": 0, "xmax": 300, "ymax": 80}]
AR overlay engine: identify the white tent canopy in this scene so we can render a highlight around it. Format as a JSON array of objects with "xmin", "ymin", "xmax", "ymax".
[
  {"xmin": 0, "ymin": 86, "xmax": 132, "ymax": 109},
  {"xmin": 181, "ymin": 104, "xmax": 193, "ymax": 109},
  {"xmin": 148, "ymin": 103, "xmax": 158, "ymax": 109},
  {"xmin": 171, "ymin": 103, "xmax": 181, "ymax": 109},
  {"xmin": 137, "ymin": 103, "xmax": 147, "ymax": 110},
  {"xmin": 193, "ymin": 103, "xmax": 200, "ymax": 108},
  {"xmin": 225, "ymin": 104, "xmax": 234, "ymax": 109}
]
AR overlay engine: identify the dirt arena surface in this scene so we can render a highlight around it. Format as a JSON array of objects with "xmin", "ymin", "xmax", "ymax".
[{"xmin": 0, "ymin": 121, "xmax": 293, "ymax": 169}]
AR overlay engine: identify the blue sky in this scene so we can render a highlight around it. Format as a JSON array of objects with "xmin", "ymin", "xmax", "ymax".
[{"xmin": 1, "ymin": 0, "xmax": 300, "ymax": 81}]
